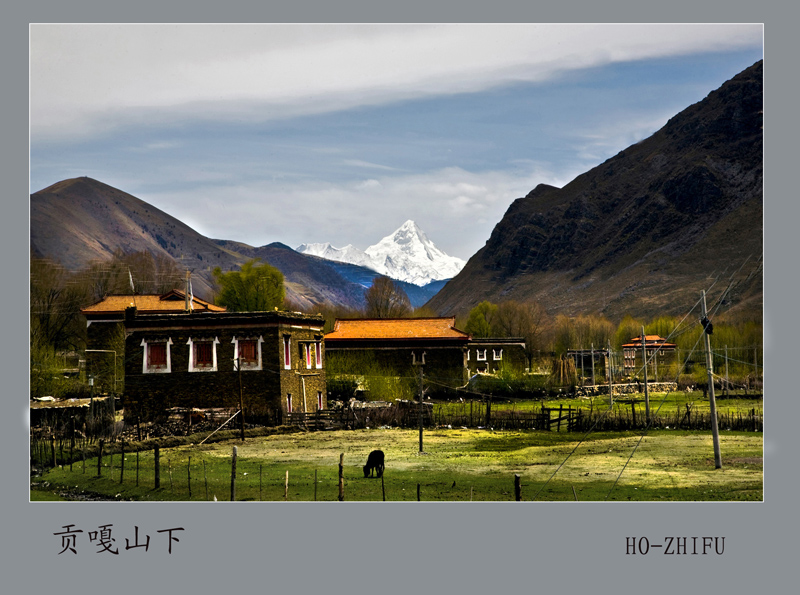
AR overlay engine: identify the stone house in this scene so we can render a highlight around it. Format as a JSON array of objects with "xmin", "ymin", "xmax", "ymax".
[
  {"xmin": 122, "ymin": 308, "xmax": 326, "ymax": 422},
  {"xmin": 81, "ymin": 289, "xmax": 226, "ymax": 393},
  {"xmin": 324, "ymin": 317, "xmax": 472, "ymax": 395},
  {"xmin": 621, "ymin": 334, "xmax": 677, "ymax": 381},
  {"xmin": 465, "ymin": 338, "xmax": 528, "ymax": 376}
]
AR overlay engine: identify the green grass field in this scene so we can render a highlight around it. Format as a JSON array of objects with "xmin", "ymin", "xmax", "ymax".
[{"xmin": 34, "ymin": 427, "xmax": 762, "ymax": 502}]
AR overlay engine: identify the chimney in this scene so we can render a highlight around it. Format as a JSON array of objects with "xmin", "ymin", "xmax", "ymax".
[{"xmin": 125, "ymin": 306, "xmax": 137, "ymax": 323}]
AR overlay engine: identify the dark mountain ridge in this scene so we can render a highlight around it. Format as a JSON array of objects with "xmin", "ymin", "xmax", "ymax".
[{"xmin": 426, "ymin": 60, "xmax": 763, "ymax": 321}]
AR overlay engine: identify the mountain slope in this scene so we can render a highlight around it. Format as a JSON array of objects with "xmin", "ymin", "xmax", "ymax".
[
  {"xmin": 427, "ymin": 60, "xmax": 763, "ymax": 321},
  {"xmin": 30, "ymin": 178, "xmax": 370, "ymax": 308}
]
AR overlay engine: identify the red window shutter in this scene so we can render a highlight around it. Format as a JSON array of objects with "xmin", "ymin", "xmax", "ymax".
[
  {"xmin": 239, "ymin": 340, "xmax": 256, "ymax": 363},
  {"xmin": 149, "ymin": 343, "xmax": 167, "ymax": 367},
  {"xmin": 196, "ymin": 342, "xmax": 213, "ymax": 366}
]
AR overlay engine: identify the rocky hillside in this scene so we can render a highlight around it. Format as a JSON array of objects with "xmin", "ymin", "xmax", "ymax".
[
  {"xmin": 30, "ymin": 177, "xmax": 369, "ymax": 308},
  {"xmin": 426, "ymin": 60, "xmax": 763, "ymax": 321}
]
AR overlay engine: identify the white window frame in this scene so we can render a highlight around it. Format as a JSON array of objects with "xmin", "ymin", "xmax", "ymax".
[
  {"xmin": 315, "ymin": 341, "xmax": 323, "ymax": 369},
  {"xmin": 187, "ymin": 336, "xmax": 220, "ymax": 372},
  {"xmin": 317, "ymin": 391, "xmax": 323, "ymax": 410},
  {"xmin": 283, "ymin": 335, "xmax": 292, "ymax": 370},
  {"xmin": 232, "ymin": 336, "xmax": 264, "ymax": 371},
  {"xmin": 411, "ymin": 351, "xmax": 426, "ymax": 365},
  {"xmin": 286, "ymin": 394, "xmax": 293, "ymax": 413},
  {"xmin": 493, "ymin": 349, "xmax": 503, "ymax": 361},
  {"xmin": 476, "ymin": 349, "xmax": 487, "ymax": 361},
  {"xmin": 141, "ymin": 338, "xmax": 172, "ymax": 374}
]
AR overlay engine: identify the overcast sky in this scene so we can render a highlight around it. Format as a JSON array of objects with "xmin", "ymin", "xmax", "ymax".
[{"xmin": 30, "ymin": 23, "xmax": 763, "ymax": 261}]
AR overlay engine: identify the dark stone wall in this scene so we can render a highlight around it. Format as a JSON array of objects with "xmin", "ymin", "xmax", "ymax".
[
  {"xmin": 326, "ymin": 340, "xmax": 469, "ymax": 392},
  {"xmin": 466, "ymin": 343, "xmax": 528, "ymax": 375},
  {"xmin": 124, "ymin": 320, "xmax": 326, "ymax": 421},
  {"xmin": 85, "ymin": 319, "xmax": 125, "ymax": 393}
]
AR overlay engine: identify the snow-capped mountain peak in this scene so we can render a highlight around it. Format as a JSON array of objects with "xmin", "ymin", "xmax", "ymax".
[{"xmin": 295, "ymin": 220, "xmax": 466, "ymax": 286}]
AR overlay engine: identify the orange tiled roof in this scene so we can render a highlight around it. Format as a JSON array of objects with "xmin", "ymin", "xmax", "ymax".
[
  {"xmin": 81, "ymin": 290, "xmax": 225, "ymax": 315},
  {"xmin": 325, "ymin": 318, "xmax": 470, "ymax": 341},
  {"xmin": 622, "ymin": 334, "xmax": 676, "ymax": 348}
]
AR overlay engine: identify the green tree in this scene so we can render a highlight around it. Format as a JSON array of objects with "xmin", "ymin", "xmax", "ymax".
[
  {"xmin": 614, "ymin": 315, "xmax": 646, "ymax": 350},
  {"xmin": 212, "ymin": 258, "xmax": 285, "ymax": 311},
  {"xmin": 464, "ymin": 301, "xmax": 498, "ymax": 338}
]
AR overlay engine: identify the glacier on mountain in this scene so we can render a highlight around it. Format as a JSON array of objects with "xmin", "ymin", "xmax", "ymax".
[{"xmin": 296, "ymin": 220, "xmax": 465, "ymax": 286}]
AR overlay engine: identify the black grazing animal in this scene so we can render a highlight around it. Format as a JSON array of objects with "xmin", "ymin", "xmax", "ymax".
[{"xmin": 363, "ymin": 450, "xmax": 385, "ymax": 478}]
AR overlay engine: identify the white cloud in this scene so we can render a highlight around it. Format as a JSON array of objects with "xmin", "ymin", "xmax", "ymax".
[
  {"xmin": 30, "ymin": 23, "xmax": 762, "ymax": 140},
  {"xmin": 342, "ymin": 159, "xmax": 399, "ymax": 171},
  {"xmin": 141, "ymin": 163, "xmax": 575, "ymax": 260}
]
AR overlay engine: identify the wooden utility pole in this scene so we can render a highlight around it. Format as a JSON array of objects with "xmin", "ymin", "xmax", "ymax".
[
  {"xmin": 701, "ymin": 291, "xmax": 722, "ymax": 469},
  {"xmin": 414, "ymin": 362, "xmax": 425, "ymax": 453},
  {"xmin": 237, "ymin": 357, "xmax": 245, "ymax": 442},
  {"xmin": 724, "ymin": 345, "xmax": 730, "ymax": 397},
  {"xmin": 607, "ymin": 340, "xmax": 613, "ymax": 407},
  {"xmin": 641, "ymin": 327, "xmax": 650, "ymax": 424},
  {"xmin": 590, "ymin": 343, "xmax": 596, "ymax": 387}
]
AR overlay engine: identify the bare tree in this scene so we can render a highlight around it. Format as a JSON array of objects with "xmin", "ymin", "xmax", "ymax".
[
  {"xmin": 493, "ymin": 301, "xmax": 547, "ymax": 366},
  {"xmin": 364, "ymin": 276, "xmax": 412, "ymax": 318}
]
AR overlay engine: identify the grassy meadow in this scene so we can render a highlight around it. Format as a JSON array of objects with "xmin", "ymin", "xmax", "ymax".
[{"xmin": 33, "ymin": 426, "xmax": 762, "ymax": 502}]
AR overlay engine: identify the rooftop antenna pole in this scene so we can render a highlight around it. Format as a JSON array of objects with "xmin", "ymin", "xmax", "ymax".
[
  {"xmin": 185, "ymin": 270, "xmax": 191, "ymax": 312},
  {"xmin": 128, "ymin": 268, "xmax": 137, "ymax": 308},
  {"xmin": 701, "ymin": 291, "xmax": 722, "ymax": 469}
]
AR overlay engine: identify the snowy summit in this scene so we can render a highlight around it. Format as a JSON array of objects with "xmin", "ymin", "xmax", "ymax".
[{"xmin": 296, "ymin": 220, "xmax": 466, "ymax": 286}]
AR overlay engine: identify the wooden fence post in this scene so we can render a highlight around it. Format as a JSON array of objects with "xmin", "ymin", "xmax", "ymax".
[
  {"xmin": 417, "ymin": 483, "xmax": 421, "ymax": 501},
  {"xmin": 260, "ymin": 465, "xmax": 264, "ymax": 502},
  {"xmin": 314, "ymin": 469, "xmax": 317, "ymax": 502},
  {"xmin": 381, "ymin": 474, "xmax": 386, "ymax": 502},
  {"xmin": 631, "ymin": 402, "xmax": 636, "ymax": 428},
  {"xmin": 120, "ymin": 441, "xmax": 125, "ymax": 484},
  {"xmin": 557, "ymin": 405, "xmax": 563, "ymax": 432},
  {"xmin": 136, "ymin": 450, "xmax": 139, "ymax": 487},
  {"xmin": 338, "ymin": 453, "xmax": 344, "ymax": 502},
  {"xmin": 188, "ymin": 456, "xmax": 192, "ymax": 499},
  {"xmin": 70, "ymin": 417, "xmax": 75, "ymax": 472},
  {"xmin": 231, "ymin": 446, "xmax": 238, "ymax": 502},
  {"xmin": 285, "ymin": 470, "xmax": 289, "ymax": 501},
  {"xmin": 514, "ymin": 474, "xmax": 521, "ymax": 501},
  {"xmin": 204, "ymin": 460, "xmax": 208, "ymax": 501},
  {"xmin": 50, "ymin": 435, "xmax": 57, "ymax": 468},
  {"xmin": 97, "ymin": 439, "xmax": 104, "ymax": 477},
  {"xmin": 154, "ymin": 446, "xmax": 160, "ymax": 488}
]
